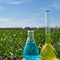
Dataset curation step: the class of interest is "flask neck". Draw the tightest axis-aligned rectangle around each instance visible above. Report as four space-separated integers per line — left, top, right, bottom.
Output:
45 34 51 44
45 10 51 44
27 30 34 41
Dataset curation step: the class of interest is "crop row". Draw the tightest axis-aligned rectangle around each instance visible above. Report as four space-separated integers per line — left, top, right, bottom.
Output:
0 28 60 60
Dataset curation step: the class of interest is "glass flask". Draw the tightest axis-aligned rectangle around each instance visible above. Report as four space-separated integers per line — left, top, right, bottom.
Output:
22 30 42 60
40 10 56 60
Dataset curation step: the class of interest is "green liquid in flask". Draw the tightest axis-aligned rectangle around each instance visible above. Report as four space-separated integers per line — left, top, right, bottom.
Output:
22 30 42 60
40 10 56 60
41 34 56 60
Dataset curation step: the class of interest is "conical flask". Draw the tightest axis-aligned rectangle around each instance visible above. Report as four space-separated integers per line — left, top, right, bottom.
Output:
40 10 56 60
22 30 42 60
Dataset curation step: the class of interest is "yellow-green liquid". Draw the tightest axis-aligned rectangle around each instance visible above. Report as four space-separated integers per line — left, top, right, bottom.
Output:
41 34 56 60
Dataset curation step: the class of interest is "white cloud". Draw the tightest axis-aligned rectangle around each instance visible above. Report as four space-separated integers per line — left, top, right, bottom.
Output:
0 0 33 5
52 1 60 10
0 0 4 2
0 6 4 9
7 1 26 5
0 18 11 23
0 18 31 28
53 3 60 8
0 17 45 28
7 0 33 5
8 20 44 28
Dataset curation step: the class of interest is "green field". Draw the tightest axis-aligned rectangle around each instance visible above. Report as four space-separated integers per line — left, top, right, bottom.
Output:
0 28 60 60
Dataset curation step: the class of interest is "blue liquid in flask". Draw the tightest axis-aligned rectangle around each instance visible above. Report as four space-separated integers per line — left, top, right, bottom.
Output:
22 30 42 60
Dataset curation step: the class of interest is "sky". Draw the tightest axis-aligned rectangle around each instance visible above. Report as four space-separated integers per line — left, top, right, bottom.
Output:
0 0 60 28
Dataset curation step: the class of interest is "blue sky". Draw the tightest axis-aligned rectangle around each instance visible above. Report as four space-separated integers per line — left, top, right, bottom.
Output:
0 0 60 28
